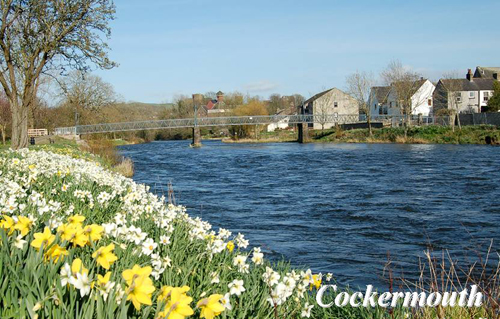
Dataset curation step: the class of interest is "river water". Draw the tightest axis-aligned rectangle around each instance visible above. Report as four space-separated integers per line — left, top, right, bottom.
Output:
119 140 500 289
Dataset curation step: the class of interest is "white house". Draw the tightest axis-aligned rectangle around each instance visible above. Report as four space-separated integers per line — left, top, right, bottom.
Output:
385 78 435 116
368 86 391 117
266 107 297 132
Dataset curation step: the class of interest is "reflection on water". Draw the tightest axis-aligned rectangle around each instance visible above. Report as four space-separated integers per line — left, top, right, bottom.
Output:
120 140 500 289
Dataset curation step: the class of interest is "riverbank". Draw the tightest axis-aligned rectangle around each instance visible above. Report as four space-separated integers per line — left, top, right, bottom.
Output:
222 125 500 145
1 145 497 318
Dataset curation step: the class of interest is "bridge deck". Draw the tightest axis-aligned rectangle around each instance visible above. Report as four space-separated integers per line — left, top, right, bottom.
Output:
54 114 429 135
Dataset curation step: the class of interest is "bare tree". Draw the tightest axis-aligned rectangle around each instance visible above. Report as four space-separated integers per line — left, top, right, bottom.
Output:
58 71 117 125
346 71 375 135
437 71 464 131
0 0 116 149
0 93 10 144
381 60 422 137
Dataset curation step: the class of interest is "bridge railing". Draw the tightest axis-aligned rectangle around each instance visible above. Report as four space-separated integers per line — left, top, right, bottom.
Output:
53 114 451 135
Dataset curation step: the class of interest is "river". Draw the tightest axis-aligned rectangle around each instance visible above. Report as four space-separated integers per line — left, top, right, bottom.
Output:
119 140 500 289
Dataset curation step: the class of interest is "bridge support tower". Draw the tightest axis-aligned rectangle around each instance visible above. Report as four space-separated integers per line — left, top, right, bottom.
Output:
298 123 310 143
191 94 203 148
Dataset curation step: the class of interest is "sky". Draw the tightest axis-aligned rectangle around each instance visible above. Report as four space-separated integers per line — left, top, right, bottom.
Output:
93 0 500 103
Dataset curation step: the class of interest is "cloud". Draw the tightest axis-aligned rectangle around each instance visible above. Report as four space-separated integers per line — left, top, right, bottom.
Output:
242 80 279 93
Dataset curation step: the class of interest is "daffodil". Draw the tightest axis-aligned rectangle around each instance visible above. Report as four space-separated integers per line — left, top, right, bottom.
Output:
310 274 322 290
226 241 235 252
158 285 190 302
197 294 225 319
31 227 55 250
44 244 69 263
0 215 15 235
125 272 155 310
67 215 85 227
159 286 194 319
97 272 112 286
83 224 104 242
13 234 27 249
14 216 32 237
57 223 78 241
71 258 89 276
92 243 118 269
71 227 88 247
122 264 152 285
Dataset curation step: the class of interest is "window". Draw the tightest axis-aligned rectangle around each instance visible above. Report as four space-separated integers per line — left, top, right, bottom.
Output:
469 91 475 98
484 92 489 102
334 102 338 107
427 99 432 106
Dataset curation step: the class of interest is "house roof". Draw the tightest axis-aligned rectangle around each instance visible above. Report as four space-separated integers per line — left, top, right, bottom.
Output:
274 106 297 116
474 67 500 79
303 88 334 105
389 79 429 97
439 78 495 91
371 86 391 104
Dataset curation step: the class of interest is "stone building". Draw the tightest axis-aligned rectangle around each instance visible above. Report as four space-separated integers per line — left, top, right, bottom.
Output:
301 87 358 130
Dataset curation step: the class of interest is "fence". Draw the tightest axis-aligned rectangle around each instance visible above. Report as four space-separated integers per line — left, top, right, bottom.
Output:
27 129 48 137
458 113 500 126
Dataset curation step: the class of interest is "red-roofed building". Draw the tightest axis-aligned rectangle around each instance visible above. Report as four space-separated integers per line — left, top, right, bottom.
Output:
202 91 226 114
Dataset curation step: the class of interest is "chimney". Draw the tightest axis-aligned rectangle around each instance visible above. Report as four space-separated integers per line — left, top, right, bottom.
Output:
466 69 473 82
420 77 424 81
494 73 498 80
216 91 224 103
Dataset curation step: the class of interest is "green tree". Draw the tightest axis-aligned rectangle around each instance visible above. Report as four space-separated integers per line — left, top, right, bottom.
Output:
484 81 500 112
0 0 116 149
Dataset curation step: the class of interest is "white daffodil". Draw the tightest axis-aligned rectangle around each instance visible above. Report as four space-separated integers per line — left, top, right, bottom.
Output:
228 279 245 296
301 302 314 318
141 238 157 256
221 293 232 310
13 235 27 249
60 263 72 287
70 272 91 297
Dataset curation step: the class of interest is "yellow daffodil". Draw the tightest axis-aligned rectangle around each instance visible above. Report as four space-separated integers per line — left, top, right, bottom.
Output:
122 265 152 285
158 285 190 302
71 227 88 247
0 215 15 235
226 241 235 252
159 287 194 319
92 244 118 270
71 258 89 276
44 244 69 263
310 274 322 290
126 274 155 310
83 224 104 242
14 216 32 237
67 215 85 227
30 227 55 250
57 223 78 241
197 294 225 319
98 272 112 286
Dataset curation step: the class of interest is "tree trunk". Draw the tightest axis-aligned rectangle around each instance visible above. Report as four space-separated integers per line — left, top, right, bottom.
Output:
367 115 372 136
0 125 5 145
456 112 462 131
11 102 29 149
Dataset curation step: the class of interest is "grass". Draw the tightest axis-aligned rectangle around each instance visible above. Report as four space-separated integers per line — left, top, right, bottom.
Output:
312 125 500 145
